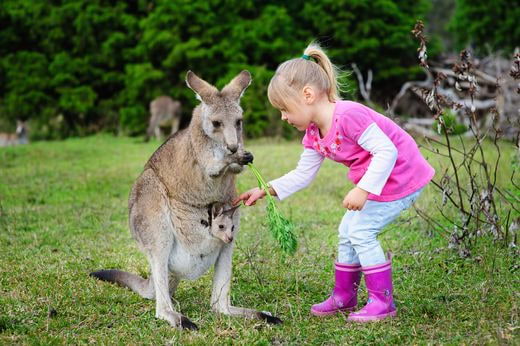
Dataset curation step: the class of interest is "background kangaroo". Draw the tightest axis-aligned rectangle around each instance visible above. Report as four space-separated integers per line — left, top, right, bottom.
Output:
145 96 182 142
91 71 281 330
0 120 28 147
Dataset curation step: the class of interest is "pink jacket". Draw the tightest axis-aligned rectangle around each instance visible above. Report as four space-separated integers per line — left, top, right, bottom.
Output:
302 101 435 201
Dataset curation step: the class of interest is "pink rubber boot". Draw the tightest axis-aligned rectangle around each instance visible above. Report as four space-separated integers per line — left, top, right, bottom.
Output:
347 259 397 322
310 262 361 316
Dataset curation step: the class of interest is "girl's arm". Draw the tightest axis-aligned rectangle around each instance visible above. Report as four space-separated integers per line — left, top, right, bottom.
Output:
234 148 324 206
269 148 324 200
356 123 398 195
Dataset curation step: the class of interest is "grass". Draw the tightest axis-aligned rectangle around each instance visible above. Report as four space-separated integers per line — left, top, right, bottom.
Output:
0 134 518 345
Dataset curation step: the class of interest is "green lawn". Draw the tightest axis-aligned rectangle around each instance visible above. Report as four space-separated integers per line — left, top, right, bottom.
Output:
0 135 518 344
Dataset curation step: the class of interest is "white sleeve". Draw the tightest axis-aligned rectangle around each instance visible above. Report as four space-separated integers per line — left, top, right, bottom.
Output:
268 148 324 201
356 123 398 195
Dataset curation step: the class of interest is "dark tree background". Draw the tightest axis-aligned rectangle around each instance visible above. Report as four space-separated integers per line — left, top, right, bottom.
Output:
449 0 520 55
0 0 517 139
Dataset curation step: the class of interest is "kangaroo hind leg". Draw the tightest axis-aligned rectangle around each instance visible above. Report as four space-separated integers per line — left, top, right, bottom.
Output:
130 169 197 330
148 244 197 330
211 244 282 325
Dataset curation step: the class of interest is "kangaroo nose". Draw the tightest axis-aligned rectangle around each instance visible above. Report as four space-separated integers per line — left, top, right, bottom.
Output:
228 144 238 153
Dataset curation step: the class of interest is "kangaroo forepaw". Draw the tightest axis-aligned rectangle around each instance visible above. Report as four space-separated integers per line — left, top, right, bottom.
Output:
258 311 283 325
238 151 254 165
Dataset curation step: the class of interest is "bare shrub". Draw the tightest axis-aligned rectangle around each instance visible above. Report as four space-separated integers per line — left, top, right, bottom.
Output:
410 21 519 256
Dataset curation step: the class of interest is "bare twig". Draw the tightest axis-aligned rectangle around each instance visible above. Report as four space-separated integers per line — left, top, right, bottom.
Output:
351 63 373 103
410 21 519 253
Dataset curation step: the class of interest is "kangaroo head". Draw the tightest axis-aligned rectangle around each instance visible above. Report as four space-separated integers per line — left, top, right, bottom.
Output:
186 71 251 154
210 204 240 243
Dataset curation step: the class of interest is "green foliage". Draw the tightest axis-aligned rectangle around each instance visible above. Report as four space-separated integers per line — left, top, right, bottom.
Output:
248 163 297 254
449 0 520 55
1 51 51 121
300 0 436 100
434 110 468 135
1 0 435 138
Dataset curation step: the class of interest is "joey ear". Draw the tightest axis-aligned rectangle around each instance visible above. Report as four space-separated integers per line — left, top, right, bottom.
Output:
221 70 252 100
186 71 218 102
223 205 240 217
212 203 223 218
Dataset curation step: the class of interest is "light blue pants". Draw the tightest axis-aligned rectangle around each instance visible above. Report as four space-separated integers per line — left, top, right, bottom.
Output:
338 188 423 267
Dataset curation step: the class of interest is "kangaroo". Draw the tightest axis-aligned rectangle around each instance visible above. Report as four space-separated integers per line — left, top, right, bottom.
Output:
145 96 182 142
0 120 28 147
208 203 240 244
90 71 282 330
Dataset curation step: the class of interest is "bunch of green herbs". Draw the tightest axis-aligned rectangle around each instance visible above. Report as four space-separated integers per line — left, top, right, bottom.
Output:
247 163 297 254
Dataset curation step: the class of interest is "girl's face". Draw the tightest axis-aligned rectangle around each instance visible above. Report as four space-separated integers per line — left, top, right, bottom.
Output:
279 99 312 131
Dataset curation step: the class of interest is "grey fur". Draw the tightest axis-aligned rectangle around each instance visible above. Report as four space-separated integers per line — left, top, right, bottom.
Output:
0 120 28 147
145 96 182 142
91 71 282 329
209 203 240 243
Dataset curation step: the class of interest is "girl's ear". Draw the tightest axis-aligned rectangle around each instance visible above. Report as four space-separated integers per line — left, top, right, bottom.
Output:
302 85 315 104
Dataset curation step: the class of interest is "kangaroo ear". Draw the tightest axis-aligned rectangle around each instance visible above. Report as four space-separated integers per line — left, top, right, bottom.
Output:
223 205 240 217
221 70 252 100
212 203 223 218
186 71 218 102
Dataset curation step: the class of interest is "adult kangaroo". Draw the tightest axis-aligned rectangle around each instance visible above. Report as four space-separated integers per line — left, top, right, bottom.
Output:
91 71 282 330
145 96 182 142
0 120 28 147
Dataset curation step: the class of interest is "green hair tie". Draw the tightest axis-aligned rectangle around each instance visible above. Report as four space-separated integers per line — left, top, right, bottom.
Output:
302 54 311 60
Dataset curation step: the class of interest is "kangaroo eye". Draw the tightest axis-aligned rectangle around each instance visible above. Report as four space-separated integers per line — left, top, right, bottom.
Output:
219 224 224 229
212 121 222 128
236 119 242 127
231 225 235 232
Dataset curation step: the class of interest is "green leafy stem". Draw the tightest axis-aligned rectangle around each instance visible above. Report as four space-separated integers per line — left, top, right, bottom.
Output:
247 163 297 254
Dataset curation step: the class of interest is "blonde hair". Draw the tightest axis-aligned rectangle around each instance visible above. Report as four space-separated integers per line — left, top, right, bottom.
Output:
268 42 344 110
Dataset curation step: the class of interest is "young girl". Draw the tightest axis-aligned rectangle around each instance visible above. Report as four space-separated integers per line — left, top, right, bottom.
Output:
234 43 435 322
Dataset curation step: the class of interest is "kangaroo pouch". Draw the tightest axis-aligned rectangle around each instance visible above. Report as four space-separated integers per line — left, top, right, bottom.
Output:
168 237 222 280
165 205 228 280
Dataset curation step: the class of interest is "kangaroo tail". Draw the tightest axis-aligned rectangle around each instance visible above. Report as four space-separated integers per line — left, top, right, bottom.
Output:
90 269 155 300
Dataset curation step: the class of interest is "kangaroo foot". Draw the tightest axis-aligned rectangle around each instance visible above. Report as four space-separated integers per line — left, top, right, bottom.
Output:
157 310 198 331
257 311 283 325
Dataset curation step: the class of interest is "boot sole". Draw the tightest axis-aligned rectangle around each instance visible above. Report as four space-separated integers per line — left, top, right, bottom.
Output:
347 310 397 322
310 306 356 317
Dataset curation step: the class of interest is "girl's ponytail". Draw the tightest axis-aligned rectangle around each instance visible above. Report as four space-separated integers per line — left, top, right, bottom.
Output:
303 43 341 102
268 41 346 110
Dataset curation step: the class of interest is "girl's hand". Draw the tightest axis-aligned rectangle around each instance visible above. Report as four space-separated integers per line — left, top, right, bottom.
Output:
233 187 266 206
342 187 369 211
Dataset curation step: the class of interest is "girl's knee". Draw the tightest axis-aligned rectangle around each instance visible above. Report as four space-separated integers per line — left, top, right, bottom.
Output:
347 228 379 248
338 233 352 246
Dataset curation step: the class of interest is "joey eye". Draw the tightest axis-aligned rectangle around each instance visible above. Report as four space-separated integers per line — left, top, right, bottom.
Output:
236 119 242 127
231 225 235 232
219 224 224 230
212 121 222 128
